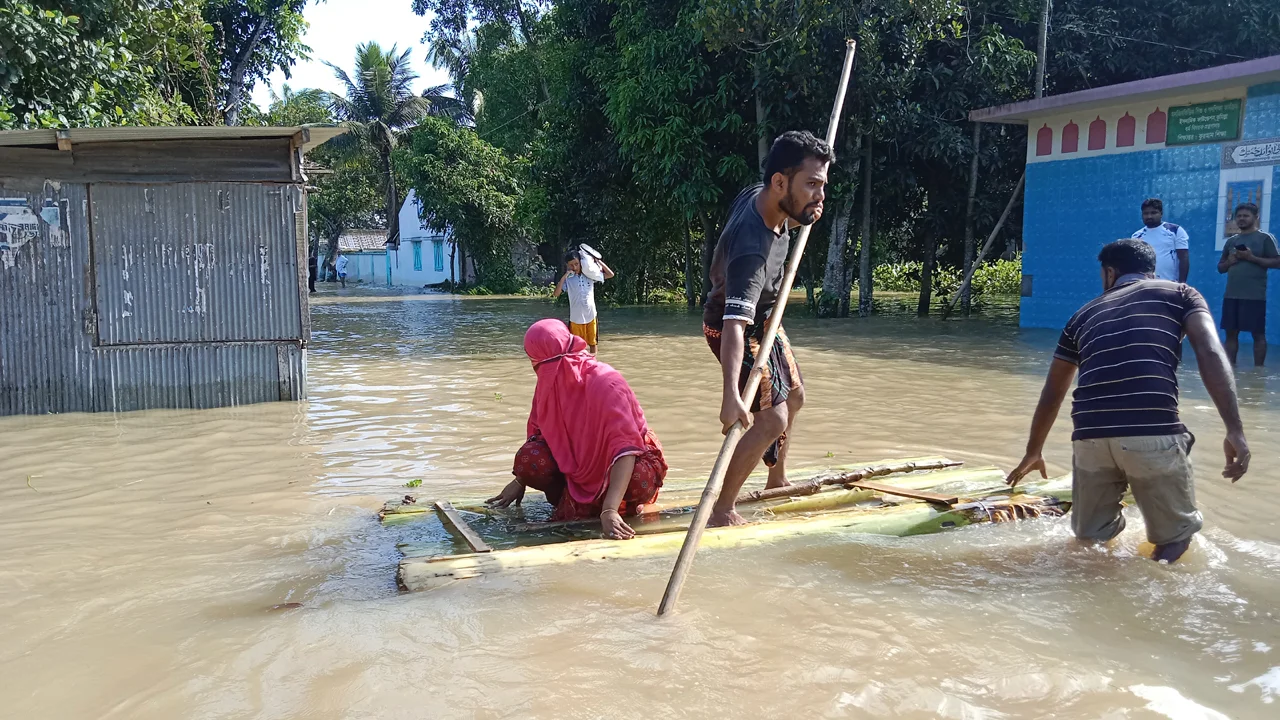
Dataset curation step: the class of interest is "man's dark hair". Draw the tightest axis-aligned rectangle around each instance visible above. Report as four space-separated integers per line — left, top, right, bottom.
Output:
762 130 834 184
1098 239 1156 276
564 250 579 263
1141 198 1163 212
1236 202 1260 217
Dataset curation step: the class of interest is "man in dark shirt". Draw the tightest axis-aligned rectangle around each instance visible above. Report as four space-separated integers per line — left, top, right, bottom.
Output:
703 130 833 526
1008 240 1249 562
1217 202 1280 367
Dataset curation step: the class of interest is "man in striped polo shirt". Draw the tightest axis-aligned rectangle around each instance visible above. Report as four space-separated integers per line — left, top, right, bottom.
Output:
1009 239 1250 563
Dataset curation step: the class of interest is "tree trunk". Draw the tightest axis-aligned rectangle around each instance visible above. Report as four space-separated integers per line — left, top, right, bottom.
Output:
820 198 853 318
382 142 401 249
804 251 816 313
449 241 457 286
684 221 695 307
917 226 936 317
1035 0 1051 99
223 14 272 126
857 136 874 317
512 1 552 104
754 61 768 171
699 212 718 306
457 242 468 288
962 123 981 316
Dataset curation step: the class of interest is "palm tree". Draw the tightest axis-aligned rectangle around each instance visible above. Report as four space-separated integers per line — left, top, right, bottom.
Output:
425 31 479 119
326 43 430 247
421 83 472 125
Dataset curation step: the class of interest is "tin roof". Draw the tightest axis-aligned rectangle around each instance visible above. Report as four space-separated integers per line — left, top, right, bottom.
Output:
337 229 390 252
971 55 1280 124
0 124 346 152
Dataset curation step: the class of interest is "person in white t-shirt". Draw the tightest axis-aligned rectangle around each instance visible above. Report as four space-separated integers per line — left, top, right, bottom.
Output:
1131 198 1190 283
552 249 614 354
335 253 349 288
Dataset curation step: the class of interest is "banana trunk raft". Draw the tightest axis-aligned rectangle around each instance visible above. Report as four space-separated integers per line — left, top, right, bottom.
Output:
383 456 1073 591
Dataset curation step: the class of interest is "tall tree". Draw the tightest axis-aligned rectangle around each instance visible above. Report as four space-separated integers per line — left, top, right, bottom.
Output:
205 0 310 125
397 116 524 289
413 0 552 104
0 0 215 128
327 42 431 248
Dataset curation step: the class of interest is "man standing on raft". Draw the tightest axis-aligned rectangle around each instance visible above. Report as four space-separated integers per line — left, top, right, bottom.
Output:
703 130 832 526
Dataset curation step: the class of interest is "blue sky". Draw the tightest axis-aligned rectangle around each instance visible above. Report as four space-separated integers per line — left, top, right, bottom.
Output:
252 0 452 109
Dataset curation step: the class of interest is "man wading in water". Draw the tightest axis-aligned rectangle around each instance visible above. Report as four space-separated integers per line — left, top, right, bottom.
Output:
1009 239 1250 563
703 130 831 527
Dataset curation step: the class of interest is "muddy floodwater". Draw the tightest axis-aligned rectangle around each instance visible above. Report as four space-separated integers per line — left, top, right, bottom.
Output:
3 289 1280 719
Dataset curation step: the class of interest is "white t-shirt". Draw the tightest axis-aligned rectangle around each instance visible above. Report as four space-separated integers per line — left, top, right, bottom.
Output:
1131 222 1189 281
564 272 598 324
335 256 349 275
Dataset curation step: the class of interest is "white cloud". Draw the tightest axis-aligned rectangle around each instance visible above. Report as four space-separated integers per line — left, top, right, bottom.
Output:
251 0 452 109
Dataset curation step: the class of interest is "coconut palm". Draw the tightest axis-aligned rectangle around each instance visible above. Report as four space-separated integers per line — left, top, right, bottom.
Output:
425 30 479 118
421 83 472 125
325 43 430 247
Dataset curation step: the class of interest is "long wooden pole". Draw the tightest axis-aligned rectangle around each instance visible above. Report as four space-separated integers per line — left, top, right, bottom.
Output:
944 171 1025 317
657 39 858 616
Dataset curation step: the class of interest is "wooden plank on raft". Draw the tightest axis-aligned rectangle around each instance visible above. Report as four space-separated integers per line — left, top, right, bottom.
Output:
435 501 493 553
846 480 957 506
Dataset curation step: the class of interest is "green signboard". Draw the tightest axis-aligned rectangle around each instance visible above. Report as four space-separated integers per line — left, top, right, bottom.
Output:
1167 99 1242 145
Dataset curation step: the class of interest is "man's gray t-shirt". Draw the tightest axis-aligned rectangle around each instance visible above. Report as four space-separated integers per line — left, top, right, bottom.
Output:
1221 230 1280 300
703 184 789 330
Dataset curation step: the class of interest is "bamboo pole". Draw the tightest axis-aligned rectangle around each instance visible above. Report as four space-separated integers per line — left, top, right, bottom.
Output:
658 40 858 616
961 123 981 316
399 476 1073 591
943 171 1025 318
736 457 960 504
766 467 1006 515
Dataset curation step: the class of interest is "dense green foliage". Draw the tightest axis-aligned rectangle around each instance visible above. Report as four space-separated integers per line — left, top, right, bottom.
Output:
0 0 215 127
6 0 1280 310
0 0 311 127
874 258 1021 297
397 116 525 291
397 0 1279 308
204 0 310 124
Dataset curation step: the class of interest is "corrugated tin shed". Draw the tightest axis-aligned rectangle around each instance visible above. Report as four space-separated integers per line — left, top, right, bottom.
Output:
0 124 343 415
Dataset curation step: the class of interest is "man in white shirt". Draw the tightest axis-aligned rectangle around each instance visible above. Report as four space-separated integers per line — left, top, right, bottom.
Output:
1131 198 1190 283
552 250 614 354
334 253 350 288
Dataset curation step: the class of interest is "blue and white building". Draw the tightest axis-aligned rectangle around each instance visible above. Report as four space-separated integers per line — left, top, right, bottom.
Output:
392 189 465 286
974 55 1280 335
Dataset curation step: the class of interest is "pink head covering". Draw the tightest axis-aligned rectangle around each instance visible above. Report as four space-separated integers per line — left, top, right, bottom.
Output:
523 319 650 503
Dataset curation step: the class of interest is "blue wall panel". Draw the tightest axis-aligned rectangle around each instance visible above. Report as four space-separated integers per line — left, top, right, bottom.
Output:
1022 82 1280 340
1244 82 1280 139
1022 145 1220 330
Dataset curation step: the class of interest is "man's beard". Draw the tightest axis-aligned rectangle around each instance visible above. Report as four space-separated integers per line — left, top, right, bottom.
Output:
780 192 821 226
1144 218 1161 227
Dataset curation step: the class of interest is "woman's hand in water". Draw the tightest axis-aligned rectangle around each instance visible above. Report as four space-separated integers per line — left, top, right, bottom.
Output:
600 508 635 539
486 480 526 508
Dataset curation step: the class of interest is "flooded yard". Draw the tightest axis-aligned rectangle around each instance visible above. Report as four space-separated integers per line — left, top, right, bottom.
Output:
2 289 1278 718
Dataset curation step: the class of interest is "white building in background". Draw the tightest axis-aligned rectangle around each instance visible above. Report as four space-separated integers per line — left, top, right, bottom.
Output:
389 189 467 286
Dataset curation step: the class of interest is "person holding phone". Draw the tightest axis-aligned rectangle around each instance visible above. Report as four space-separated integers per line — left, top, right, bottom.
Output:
1218 203 1280 366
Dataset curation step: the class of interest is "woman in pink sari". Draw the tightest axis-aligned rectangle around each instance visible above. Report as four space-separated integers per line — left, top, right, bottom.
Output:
487 320 667 539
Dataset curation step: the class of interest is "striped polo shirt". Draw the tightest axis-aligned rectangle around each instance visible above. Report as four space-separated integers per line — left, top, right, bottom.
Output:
1055 274 1210 441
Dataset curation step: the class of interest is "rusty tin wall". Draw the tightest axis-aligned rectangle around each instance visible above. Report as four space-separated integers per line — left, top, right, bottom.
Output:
90 182 303 344
0 180 307 416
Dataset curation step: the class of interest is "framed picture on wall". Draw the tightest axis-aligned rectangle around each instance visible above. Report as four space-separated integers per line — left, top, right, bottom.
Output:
1224 179 1266 237
1216 165 1274 249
